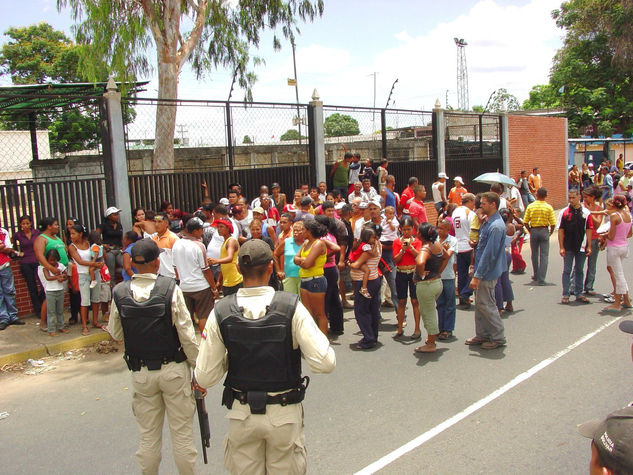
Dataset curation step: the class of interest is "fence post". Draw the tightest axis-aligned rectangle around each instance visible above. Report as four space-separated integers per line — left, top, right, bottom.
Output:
500 112 510 175
381 109 387 159
432 100 446 174
225 102 234 173
103 78 132 231
99 97 115 205
308 89 326 186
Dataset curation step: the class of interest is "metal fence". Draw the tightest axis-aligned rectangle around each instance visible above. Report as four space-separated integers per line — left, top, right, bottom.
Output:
0 177 107 234
445 112 501 160
0 95 105 182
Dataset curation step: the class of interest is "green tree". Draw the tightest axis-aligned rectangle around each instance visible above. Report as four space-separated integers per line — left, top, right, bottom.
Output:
524 1 633 136
0 23 103 154
482 88 520 112
242 135 253 144
280 129 306 141
59 0 324 170
324 113 360 137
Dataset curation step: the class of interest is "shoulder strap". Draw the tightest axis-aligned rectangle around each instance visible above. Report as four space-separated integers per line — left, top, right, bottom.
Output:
153 275 176 299
112 280 133 313
267 291 300 321
214 293 241 326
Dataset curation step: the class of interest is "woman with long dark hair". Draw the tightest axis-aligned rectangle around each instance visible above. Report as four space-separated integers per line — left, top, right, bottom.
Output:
12 215 44 319
315 215 343 335
294 219 328 334
414 223 447 353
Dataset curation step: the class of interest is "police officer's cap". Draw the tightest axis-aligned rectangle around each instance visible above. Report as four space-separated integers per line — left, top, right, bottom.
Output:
131 238 164 264
238 239 272 268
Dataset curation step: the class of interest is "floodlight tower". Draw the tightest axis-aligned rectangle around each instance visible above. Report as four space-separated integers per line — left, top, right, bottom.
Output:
454 38 469 111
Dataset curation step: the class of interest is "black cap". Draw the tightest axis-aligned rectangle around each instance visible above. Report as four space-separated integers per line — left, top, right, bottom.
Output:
578 406 633 473
238 239 272 268
131 238 164 264
619 321 633 334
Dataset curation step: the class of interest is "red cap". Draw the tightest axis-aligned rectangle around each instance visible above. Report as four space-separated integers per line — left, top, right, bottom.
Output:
211 219 234 234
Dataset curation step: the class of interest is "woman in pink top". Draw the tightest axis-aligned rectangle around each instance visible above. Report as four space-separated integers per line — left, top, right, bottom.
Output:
603 196 632 310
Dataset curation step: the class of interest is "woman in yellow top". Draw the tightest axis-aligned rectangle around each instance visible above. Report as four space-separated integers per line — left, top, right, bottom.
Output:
294 219 328 334
207 219 243 296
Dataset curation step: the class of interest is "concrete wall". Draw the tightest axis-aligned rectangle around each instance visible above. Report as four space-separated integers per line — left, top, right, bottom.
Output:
507 115 568 209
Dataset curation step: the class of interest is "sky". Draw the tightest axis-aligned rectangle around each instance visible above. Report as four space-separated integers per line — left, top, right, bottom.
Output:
0 0 566 112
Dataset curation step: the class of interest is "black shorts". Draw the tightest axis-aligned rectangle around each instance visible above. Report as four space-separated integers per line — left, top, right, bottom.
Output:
395 272 417 301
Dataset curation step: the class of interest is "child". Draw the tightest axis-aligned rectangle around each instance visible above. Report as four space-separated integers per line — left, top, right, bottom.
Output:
38 249 68 336
348 227 378 298
88 231 104 289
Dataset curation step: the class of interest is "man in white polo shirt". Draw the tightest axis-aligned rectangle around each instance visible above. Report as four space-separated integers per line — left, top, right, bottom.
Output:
173 218 218 331
452 193 476 308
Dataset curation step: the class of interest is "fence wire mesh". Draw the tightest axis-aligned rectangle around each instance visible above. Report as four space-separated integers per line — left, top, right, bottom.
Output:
384 109 433 161
322 106 382 163
0 96 104 181
445 112 501 159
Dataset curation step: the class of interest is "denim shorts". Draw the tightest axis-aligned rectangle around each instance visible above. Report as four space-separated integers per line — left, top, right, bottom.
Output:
300 275 327 293
395 271 417 301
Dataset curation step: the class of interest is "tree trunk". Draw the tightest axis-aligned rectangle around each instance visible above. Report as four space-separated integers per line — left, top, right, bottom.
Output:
153 59 178 170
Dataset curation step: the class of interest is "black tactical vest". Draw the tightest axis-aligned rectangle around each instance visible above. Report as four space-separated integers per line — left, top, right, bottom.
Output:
214 291 302 392
113 276 184 364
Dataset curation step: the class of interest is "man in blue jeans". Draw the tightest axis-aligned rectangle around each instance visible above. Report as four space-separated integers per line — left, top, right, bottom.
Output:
0 226 24 330
466 192 507 350
557 189 593 304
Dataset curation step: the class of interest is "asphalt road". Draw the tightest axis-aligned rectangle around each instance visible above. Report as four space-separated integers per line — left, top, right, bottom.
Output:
2 237 632 474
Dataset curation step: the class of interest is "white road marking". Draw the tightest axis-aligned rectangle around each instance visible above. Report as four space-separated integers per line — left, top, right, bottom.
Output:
354 318 622 474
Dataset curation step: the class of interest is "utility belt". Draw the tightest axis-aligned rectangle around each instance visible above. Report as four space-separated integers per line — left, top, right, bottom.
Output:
124 349 187 371
222 376 310 414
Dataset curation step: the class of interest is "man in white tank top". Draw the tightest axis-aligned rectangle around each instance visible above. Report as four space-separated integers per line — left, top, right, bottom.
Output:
453 193 476 307
432 172 448 213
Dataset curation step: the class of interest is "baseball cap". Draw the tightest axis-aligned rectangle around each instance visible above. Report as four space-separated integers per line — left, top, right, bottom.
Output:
438 172 449 179
186 217 204 232
454 176 464 185
131 238 164 264
252 206 265 215
238 239 272 268
219 198 230 205
358 202 368 209
578 406 633 473
368 199 381 208
105 206 122 217
619 321 633 334
211 218 234 234
334 202 346 210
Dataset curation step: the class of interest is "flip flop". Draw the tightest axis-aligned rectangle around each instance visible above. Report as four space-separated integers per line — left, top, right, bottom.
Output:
81 327 90 336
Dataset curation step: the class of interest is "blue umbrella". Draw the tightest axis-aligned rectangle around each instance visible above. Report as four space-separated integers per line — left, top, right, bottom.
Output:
474 172 516 187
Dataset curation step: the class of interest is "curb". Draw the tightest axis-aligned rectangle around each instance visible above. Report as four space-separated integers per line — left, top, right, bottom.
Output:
0 332 111 367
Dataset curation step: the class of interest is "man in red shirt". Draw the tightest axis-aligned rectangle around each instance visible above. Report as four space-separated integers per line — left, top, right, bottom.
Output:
400 176 418 213
408 185 428 233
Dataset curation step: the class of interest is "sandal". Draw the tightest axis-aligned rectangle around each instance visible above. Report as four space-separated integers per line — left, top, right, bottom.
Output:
393 331 404 339
410 332 422 341
604 305 623 312
81 327 89 336
360 288 372 299
92 323 104 329
438 331 452 340
575 295 591 304
561 297 570 304
414 342 437 353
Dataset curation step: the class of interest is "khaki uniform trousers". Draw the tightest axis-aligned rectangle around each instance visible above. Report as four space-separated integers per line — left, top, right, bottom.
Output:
131 361 197 475
224 401 306 475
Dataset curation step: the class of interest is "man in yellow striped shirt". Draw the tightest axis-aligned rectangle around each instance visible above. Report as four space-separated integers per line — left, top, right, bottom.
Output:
523 187 556 285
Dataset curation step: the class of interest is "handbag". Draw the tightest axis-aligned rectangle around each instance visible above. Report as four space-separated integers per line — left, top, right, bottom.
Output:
100 264 111 283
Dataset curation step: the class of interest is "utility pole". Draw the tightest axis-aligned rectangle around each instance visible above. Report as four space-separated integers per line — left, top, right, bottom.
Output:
290 38 303 144
454 38 469 111
445 89 449 108
368 72 378 133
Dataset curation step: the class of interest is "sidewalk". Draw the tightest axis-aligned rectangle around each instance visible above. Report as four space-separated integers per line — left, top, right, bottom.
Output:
0 312 111 366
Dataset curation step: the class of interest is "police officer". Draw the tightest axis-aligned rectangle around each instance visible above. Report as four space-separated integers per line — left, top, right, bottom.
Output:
108 238 199 475
195 239 336 474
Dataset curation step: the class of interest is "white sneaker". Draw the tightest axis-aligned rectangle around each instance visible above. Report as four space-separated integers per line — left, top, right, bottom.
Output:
89 280 98 289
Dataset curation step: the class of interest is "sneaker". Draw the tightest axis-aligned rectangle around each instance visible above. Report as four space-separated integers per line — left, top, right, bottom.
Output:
89 280 98 289
9 319 25 325
481 340 506 349
0 321 8 331
604 295 616 303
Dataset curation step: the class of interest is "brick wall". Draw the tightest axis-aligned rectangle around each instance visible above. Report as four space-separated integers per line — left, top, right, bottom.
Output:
507 115 567 209
11 260 69 318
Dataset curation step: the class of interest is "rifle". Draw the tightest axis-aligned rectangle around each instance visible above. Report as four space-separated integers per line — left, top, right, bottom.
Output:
193 379 210 464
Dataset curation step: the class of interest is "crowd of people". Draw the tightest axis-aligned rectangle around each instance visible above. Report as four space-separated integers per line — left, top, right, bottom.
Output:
0 153 630 353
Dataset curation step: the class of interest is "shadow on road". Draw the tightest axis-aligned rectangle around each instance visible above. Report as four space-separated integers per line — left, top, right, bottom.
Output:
414 347 449 365
468 347 507 360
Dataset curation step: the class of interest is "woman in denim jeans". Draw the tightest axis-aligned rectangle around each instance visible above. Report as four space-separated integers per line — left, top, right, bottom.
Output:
315 215 343 335
294 220 328 334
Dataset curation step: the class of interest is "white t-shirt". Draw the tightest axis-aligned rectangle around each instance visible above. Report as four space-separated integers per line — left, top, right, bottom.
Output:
173 237 210 292
452 205 473 253
353 218 371 241
380 216 399 241
38 262 66 292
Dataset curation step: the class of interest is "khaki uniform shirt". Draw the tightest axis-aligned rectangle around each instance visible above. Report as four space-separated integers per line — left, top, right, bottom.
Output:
108 273 199 367
195 286 336 390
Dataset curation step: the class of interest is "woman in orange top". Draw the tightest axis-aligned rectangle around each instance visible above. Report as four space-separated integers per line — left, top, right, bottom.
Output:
448 177 468 205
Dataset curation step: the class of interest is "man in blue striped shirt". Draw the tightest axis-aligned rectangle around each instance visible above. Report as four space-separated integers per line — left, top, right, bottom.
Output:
466 192 507 350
